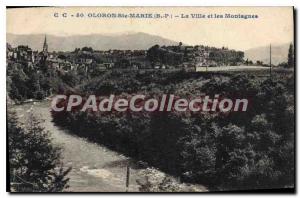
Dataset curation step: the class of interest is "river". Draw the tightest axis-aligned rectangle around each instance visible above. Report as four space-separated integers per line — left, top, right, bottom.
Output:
11 101 207 192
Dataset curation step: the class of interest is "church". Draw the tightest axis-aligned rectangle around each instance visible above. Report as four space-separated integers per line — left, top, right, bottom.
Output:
38 35 48 62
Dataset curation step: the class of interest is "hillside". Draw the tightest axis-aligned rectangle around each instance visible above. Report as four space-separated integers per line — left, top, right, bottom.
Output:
7 32 179 51
244 43 292 65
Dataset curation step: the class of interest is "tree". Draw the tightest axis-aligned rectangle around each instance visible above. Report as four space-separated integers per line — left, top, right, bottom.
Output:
61 70 80 87
287 43 294 68
82 47 93 52
8 110 71 192
51 71 295 191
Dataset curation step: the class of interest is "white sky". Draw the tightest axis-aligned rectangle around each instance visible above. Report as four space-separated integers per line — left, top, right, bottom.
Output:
7 7 294 50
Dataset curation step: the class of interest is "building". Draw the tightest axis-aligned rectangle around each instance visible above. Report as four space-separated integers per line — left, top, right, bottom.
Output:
42 35 48 55
39 35 48 62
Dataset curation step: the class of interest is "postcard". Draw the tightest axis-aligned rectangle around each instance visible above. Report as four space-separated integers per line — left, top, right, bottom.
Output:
6 6 295 192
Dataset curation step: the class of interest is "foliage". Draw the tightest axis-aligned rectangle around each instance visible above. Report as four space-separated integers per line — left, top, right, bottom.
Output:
8 111 71 192
137 168 204 192
6 61 83 102
52 71 294 191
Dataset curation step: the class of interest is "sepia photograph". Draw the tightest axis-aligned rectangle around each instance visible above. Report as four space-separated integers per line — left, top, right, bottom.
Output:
6 6 295 192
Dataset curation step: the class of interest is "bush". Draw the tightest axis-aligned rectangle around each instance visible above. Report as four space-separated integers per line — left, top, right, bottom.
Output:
52 72 294 191
8 110 71 192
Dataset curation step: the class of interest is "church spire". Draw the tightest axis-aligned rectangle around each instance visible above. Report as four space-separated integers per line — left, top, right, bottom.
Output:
43 35 48 53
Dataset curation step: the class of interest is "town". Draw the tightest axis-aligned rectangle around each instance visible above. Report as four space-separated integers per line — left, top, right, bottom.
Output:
6 36 247 76
7 7 295 193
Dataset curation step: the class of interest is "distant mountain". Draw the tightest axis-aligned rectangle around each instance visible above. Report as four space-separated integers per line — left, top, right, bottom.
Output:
6 32 179 52
244 43 292 65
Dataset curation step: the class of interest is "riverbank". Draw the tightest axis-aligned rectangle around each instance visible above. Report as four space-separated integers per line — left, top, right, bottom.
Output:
11 101 207 192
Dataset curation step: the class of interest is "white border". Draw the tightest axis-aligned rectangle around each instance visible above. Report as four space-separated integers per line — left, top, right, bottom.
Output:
1 0 298 197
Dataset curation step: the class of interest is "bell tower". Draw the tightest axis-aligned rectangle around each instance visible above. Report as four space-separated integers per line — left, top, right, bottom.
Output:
43 35 48 54
40 35 48 63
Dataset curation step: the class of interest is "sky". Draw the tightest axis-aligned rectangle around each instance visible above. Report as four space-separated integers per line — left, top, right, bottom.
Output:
7 7 294 50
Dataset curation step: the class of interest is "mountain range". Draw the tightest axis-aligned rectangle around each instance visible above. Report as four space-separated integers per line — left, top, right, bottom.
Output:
244 43 291 65
6 32 178 52
7 32 291 65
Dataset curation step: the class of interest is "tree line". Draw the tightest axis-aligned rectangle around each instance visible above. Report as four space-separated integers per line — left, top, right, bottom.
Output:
52 70 294 191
